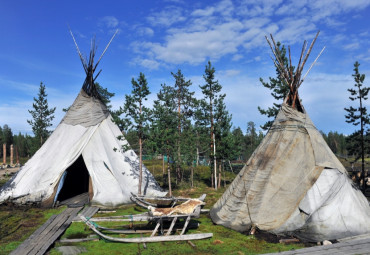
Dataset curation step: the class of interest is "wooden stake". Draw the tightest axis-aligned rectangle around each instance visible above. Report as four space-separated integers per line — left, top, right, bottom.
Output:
10 144 13 166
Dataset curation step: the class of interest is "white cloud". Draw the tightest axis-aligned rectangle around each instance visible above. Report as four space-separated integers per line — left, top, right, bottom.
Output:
137 27 154 37
343 42 360 50
100 16 119 28
192 6 215 17
147 7 186 27
133 57 161 70
232 54 243 61
219 69 241 77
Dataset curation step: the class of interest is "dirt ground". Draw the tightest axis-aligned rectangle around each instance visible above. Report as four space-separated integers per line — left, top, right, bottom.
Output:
0 167 20 180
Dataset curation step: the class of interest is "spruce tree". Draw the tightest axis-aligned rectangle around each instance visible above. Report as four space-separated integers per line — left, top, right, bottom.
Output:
27 82 56 148
122 73 151 195
258 42 290 131
344 61 370 190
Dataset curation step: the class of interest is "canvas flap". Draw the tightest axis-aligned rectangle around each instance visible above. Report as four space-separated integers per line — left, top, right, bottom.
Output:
62 89 109 127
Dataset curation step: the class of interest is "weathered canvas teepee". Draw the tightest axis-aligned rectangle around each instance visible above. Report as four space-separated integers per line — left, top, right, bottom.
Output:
0 32 166 207
210 32 370 241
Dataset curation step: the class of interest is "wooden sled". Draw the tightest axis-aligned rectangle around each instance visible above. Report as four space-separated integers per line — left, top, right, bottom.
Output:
80 195 213 243
130 192 206 209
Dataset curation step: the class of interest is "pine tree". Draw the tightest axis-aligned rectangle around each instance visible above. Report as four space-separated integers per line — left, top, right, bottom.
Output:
27 82 56 148
122 73 151 195
344 61 370 190
258 42 290 131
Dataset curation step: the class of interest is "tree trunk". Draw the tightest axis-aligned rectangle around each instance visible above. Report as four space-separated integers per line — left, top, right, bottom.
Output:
228 160 234 173
217 163 221 188
218 172 221 189
191 166 194 188
196 131 199 166
211 173 214 188
167 160 172 197
138 137 143 196
3 144 6 165
162 155 165 174
223 164 226 188
213 133 217 190
359 86 365 191
177 87 182 183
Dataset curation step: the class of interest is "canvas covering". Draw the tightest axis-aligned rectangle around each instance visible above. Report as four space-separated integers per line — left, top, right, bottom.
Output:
0 90 166 207
210 103 370 241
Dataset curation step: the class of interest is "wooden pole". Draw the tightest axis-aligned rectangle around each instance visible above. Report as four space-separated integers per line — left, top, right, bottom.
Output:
10 144 14 166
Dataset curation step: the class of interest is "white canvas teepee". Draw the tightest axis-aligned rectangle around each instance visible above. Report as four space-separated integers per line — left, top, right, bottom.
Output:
210 32 370 242
0 33 166 208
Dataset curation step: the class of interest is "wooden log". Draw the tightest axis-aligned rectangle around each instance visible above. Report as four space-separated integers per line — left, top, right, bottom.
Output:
187 240 196 248
279 238 300 244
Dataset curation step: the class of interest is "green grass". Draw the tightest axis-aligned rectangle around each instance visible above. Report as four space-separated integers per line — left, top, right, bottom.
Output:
48 208 303 255
0 160 306 255
46 187 304 255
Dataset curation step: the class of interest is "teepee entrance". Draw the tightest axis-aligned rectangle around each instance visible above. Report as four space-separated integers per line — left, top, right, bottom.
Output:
56 155 91 203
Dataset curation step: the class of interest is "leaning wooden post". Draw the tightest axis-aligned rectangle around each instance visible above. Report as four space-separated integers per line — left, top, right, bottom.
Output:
3 144 6 165
10 144 14 166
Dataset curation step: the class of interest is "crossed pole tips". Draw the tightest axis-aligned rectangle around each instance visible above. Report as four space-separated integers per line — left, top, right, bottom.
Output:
68 26 118 99
265 31 325 111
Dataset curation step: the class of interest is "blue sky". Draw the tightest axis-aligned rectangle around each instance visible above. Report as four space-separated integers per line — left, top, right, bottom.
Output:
1 0 370 135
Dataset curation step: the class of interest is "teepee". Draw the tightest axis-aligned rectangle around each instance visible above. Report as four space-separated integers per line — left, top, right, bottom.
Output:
0 32 166 208
210 31 370 242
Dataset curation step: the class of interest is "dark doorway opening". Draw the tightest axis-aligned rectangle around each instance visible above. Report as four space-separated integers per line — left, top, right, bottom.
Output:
56 155 90 202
